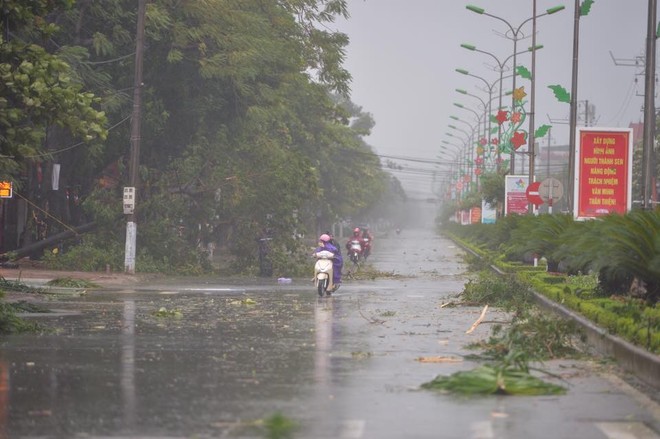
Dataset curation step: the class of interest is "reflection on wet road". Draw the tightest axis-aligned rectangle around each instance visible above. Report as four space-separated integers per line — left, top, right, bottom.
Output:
1 227 659 438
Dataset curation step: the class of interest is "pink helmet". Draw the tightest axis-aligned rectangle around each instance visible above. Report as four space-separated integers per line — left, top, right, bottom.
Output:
319 234 331 242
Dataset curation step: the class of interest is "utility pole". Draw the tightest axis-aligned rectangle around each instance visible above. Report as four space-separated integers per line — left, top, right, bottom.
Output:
642 0 657 210
124 0 146 274
546 127 552 180
527 0 538 214
567 0 580 215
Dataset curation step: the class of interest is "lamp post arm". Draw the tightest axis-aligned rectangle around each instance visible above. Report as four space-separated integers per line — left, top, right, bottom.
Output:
515 6 564 35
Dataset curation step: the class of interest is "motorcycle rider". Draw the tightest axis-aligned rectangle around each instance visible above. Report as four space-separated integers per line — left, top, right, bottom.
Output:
361 226 374 259
314 234 343 291
345 227 366 257
324 230 342 258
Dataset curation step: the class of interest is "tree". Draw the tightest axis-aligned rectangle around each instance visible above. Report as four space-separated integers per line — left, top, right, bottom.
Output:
0 0 107 180
479 171 506 208
31 0 389 274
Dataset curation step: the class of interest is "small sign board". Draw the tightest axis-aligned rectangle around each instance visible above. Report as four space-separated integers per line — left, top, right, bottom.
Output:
539 177 563 204
0 181 12 198
123 187 136 214
505 175 530 215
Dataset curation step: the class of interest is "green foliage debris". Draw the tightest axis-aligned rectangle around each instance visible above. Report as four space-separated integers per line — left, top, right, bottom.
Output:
46 277 99 288
422 352 566 396
153 307 183 318
262 412 298 439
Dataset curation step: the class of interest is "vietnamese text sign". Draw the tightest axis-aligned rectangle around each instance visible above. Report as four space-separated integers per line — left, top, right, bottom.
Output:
575 128 632 219
0 181 12 198
505 175 530 215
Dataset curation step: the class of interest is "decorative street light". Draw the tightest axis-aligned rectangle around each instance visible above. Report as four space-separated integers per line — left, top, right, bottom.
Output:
455 69 497 143
455 68 516 167
452 102 485 163
466 3 565 175
449 115 476 132
440 142 468 197
448 123 474 140
455 88 488 137
438 146 464 200
452 102 483 129
459 44 543 169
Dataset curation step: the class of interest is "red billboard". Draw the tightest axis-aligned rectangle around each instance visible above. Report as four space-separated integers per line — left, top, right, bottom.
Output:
575 128 632 220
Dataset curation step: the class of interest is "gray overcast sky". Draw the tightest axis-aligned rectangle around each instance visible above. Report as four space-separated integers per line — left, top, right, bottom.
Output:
334 1 651 198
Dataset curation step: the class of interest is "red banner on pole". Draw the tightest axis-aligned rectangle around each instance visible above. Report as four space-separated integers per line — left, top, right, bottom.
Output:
575 128 632 219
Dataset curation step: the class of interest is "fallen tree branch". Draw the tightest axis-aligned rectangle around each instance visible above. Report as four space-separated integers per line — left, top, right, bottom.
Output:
357 299 385 324
466 305 489 334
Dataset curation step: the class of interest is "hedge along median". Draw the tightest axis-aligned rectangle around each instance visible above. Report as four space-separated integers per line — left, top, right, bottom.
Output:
520 271 660 355
443 225 660 390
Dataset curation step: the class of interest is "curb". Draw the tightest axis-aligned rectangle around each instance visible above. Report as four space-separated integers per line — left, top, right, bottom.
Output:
456 239 660 392
532 291 660 391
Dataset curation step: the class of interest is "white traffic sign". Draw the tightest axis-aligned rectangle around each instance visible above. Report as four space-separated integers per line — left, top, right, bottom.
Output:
539 178 564 207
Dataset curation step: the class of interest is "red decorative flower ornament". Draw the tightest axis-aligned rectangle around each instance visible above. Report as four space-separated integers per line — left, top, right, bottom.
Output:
512 131 527 150
496 110 508 125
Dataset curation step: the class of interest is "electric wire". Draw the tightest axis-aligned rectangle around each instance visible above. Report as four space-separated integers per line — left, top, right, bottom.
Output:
23 114 132 159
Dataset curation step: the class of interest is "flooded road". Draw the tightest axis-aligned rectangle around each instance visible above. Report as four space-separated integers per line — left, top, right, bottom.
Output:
1 226 660 438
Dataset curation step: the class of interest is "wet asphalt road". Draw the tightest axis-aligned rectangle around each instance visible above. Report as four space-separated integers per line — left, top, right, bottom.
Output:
2 223 660 438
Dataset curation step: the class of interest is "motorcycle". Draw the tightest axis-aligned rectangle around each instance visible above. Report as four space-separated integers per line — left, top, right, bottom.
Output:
362 237 371 260
313 249 335 297
348 239 363 267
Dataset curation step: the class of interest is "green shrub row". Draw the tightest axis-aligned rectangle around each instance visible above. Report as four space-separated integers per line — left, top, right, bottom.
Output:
523 271 660 354
446 230 660 355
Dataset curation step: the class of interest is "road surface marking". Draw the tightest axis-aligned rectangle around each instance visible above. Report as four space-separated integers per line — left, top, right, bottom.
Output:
340 419 366 438
471 420 494 438
595 421 659 439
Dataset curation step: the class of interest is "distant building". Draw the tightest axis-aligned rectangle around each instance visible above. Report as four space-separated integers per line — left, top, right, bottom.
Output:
629 121 643 146
537 143 569 180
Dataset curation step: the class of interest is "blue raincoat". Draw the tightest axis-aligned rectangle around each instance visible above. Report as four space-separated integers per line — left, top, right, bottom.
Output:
314 241 343 285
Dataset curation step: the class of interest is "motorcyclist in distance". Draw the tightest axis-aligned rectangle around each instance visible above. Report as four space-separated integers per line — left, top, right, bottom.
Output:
345 227 365 254
361 226 374 259
315 233 343 291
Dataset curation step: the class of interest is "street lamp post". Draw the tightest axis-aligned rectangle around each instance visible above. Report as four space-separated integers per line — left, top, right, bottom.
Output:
451 93 510 173
455 69 495 147
642 0 657 209
567 0 580 213
440 142 466 199
528 1 539 213
455 88 489 141
466 4 565 174
449 115 477 133
460 44 542 171
447 124 480 191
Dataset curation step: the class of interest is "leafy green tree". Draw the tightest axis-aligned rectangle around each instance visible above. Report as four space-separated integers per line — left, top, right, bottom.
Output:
479 172 505 206
42 0 389 274
0 0 107 180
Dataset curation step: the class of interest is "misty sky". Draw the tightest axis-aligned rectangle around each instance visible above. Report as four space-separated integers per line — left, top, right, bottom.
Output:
334 1 651 198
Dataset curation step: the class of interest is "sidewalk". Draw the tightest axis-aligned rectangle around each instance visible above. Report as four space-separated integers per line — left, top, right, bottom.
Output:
0 264 159 288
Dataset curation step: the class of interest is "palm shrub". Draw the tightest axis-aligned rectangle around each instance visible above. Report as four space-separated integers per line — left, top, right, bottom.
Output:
504 214 575 270
553 218 599 275
589 210 660 303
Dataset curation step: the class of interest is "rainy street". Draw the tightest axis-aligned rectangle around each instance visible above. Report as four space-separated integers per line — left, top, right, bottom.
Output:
1 219 660 439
